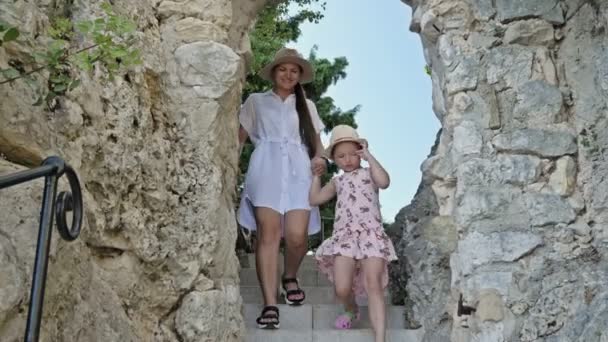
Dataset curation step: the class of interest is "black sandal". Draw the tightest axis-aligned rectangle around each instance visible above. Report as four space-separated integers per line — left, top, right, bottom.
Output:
281 277 306 306
256 305 279 329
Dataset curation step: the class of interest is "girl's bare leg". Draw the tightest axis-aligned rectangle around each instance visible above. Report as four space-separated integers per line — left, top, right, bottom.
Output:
362 257 387 342
333 256 357 312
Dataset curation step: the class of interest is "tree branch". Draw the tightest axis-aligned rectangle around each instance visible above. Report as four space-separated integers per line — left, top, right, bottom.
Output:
0 43 99 85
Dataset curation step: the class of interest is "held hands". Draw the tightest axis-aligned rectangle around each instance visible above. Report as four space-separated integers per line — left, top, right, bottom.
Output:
311 156 327 177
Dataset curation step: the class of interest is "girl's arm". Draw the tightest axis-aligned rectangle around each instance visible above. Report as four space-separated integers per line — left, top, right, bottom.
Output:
367 154 390 189
357 140 390 189
309 175 336 206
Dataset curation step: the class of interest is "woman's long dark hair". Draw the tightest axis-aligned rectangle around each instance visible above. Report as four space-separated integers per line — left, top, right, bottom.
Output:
294 83 317 159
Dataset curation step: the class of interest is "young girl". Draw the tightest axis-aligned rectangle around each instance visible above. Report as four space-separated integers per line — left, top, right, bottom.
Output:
309 125 397 342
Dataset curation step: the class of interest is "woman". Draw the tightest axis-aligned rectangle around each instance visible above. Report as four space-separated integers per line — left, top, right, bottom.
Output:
237 47 327 329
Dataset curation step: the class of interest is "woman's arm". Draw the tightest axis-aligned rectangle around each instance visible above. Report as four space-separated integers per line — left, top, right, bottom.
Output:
309 175 336 206
313 133 323 157
238 125 248 157
311 133 328 175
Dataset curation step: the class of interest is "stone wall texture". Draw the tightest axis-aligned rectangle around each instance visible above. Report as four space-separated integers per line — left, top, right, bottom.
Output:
391 0 608 341
0 0 267 341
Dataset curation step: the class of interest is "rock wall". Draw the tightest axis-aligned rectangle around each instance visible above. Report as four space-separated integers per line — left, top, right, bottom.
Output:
0 0 266 341
393 0 608 341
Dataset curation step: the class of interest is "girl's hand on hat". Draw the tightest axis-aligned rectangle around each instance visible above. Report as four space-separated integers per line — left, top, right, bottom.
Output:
356 139 371 161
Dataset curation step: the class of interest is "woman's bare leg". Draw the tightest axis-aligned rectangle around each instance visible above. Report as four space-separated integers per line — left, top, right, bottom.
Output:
282 209 310 299
254 207 282 306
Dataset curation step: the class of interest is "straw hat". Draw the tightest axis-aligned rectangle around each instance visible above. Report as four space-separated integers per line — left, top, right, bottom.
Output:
325 125 365 159
259 48 314 84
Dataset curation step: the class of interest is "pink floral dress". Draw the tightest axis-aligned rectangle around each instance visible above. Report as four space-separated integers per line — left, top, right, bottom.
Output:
315 167 397 298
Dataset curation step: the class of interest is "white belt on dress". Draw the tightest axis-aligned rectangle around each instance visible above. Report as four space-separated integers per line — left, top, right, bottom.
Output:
256 138 306 177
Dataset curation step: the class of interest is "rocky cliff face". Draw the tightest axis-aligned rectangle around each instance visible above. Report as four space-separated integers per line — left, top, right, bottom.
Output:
0 0 266 341
392 0 608 341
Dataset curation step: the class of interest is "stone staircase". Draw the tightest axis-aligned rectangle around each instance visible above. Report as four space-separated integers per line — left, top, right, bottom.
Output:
239 253 423 342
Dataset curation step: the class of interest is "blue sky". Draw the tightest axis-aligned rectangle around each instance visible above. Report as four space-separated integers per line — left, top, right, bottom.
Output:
289 0 441 222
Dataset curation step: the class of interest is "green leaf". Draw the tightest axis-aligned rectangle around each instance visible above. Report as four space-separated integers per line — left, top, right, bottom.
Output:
3 27 19 42
32 95 45 106
45 91 57 102
53 83 68 93
33 52 49 64
50 74 69 84
76 21 93 34
23 75 40 91
101 2 113 14
122 20 137 33
0 67 20 80
92 18 106 32
68 79 81 91
109 47 128 58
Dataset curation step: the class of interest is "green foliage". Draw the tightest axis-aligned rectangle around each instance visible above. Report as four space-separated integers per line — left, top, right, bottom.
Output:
581 126 604 158
238 0 360 249
0 26 20 45
243 0 326 100
0 2 141 108
424 65 431 76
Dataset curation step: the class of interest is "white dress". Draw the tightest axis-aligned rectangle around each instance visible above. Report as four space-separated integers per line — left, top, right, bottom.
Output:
238 90 325 235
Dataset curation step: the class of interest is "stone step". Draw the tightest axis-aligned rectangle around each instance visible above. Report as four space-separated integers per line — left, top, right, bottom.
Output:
243 304 406 330
239 268 332 287
241 285 390 305
241 285 336 304
245 328 422 342
312 329 423 342
311 304 406 330
244 304 313 330
246 330 311 342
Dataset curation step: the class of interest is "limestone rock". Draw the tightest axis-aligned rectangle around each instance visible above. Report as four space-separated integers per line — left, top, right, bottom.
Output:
523 193 576 226
446 55 479 94
513 81 563 127
492 128 577 157
486 46 534 91
456 155 542 192
548 156 577 196
495 0 564 24
174 41 241 99
477 290 505 322
0 0 259 340
399 0 608 340
504 19 555 46
175 288 244 342
452 231 543 277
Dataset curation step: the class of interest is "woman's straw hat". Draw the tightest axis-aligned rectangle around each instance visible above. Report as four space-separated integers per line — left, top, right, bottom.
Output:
259 48 314 84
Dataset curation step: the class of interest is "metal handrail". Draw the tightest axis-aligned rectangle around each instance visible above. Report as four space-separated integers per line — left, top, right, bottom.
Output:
0 156 83 342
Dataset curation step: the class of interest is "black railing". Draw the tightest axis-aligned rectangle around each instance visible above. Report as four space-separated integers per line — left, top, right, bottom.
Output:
0 156 83 342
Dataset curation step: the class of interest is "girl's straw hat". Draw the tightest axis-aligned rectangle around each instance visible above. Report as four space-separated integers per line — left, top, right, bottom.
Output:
325 125 365 159
259 48 314 84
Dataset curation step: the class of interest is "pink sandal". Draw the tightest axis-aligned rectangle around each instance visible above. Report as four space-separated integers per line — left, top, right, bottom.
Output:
334 308 360 329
